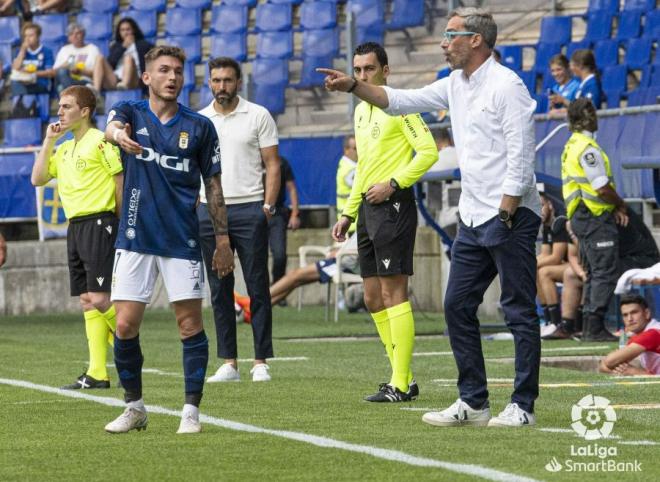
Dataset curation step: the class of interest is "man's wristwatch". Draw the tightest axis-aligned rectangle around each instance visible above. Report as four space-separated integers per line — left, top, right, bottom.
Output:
263 203 276 215
498 208 512 223
389 178 400 191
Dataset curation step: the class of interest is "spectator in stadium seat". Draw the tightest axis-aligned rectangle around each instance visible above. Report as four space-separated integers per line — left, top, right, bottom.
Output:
199 57 280 384
102 18 153 92
0 0 17 16
536 193 569 336
570 49 602 110
31 85 123 391
547 54 579 118
320 7 542 426
599 294 660 375
268 156 301 291
53 23 103 94
335 135 358 232
19 0 68 19
10 22 54 96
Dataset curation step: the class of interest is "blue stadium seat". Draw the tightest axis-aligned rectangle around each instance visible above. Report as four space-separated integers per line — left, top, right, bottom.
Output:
594 39 619 68
650 66 660 87
601 65 627 107
498 45 522 71
94 41 109 58
542 72 555 91
210 5 249 34
130 0 167 12
253 82 286 114
165 7 202 36
0 43 12 74
624 37 652 69
586 0 619 15
627 86 660 106
95 114 107 131
210 33 247 62
517 70 537 94
269 0 303 5
165 35 201 63
566 40 592 59
615 11 642 40
622 0 656 13
437 66 450 79
33 14 68 44
176 0 212 8
351 0 386 45
532 93 548 114
183 61 195 88
356 25 385 45
300 1 338 30
296 54 334 88
77 12 113 41
122 10 158 39
386 0 425 30
222 0 257 7
252 58 289 85
584 12 613 43
0 153 37 219
539 16 572 45
255 3 293 32
533 42 562 74
256 31 294 59
644 10 660 40
104 89 143 113
82 0 119 13
3 118 42 147
0 17 21 45
302 28 339 57
196 85 212 110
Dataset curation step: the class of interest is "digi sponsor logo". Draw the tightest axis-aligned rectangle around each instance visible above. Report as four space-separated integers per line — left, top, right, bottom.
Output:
136 147 191 173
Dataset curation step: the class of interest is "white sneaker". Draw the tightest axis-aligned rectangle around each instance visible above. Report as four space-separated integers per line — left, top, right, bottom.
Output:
207 363 240 382
422 399 491 427
177 404 202 434
541 323 557 338
488 403 536 427
250 363 271 382
105 403 148 433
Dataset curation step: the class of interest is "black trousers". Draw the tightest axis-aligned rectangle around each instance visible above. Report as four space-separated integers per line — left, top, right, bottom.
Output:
197 202 273 360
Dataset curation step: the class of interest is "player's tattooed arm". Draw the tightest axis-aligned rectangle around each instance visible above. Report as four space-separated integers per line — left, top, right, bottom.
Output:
204 173 234 276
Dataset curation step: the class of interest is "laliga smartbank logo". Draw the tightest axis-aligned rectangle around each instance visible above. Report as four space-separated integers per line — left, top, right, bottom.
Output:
544 395 642 474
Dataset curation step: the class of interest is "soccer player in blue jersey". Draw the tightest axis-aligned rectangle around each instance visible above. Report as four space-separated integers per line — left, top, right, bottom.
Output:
103 46 234 434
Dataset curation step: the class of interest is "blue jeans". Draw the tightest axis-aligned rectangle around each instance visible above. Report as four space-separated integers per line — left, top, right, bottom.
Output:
444 207 541 413
197 202 273 360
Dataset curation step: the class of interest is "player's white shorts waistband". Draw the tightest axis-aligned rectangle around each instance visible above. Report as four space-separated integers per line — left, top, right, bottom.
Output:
111 249 205 303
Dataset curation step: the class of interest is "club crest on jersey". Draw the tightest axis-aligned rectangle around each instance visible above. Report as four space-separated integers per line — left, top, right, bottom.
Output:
179 131 189 149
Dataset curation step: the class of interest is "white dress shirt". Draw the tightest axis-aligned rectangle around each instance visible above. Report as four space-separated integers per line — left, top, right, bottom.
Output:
384 56 541 227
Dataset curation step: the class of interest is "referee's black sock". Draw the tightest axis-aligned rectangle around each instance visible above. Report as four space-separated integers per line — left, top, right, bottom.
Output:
547 304 561 326
541 305 550 324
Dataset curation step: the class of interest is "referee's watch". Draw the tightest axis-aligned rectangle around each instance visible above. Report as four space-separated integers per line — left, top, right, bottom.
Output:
263 203 276 215
389 178 400 191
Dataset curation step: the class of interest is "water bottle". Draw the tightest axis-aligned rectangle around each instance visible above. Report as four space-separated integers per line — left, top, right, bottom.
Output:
618 328 628 349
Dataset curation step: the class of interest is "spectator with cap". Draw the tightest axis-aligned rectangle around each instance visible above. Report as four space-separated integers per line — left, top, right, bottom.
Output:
53 23 103 94
10 22 54 96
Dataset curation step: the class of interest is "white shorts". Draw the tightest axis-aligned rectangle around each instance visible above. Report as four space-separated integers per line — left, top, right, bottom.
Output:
111 249 205 303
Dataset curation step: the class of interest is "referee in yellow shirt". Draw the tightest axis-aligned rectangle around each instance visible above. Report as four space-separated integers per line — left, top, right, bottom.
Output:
31 85 124 389
332 42 438 402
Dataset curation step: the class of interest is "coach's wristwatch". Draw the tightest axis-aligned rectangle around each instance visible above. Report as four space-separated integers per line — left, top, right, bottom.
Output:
263 203 277 215
498 208 513 228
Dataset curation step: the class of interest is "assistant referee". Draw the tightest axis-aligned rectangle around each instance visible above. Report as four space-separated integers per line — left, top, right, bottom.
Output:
32 85 123 389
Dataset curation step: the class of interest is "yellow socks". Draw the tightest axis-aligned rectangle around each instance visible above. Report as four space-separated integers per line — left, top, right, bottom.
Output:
101 305 117 347
372 309 394 369
387 301 415 393
84 309 111 381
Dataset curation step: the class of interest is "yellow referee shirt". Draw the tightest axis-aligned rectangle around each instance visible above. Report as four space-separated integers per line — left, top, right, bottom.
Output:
47 128 123 219
342 101 438 220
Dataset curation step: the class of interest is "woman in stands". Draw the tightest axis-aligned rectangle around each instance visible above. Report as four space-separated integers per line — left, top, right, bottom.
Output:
97 17 153 91
570 49 602 110
547 54 579 118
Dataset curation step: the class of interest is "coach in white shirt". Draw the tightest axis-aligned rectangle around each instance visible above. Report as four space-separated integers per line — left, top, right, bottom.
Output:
319 7 541 427
198 57 281 383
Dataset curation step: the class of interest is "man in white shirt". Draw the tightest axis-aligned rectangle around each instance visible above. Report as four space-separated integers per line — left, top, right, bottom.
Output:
53 23 102 94
198 57 281 383
319 7 541 427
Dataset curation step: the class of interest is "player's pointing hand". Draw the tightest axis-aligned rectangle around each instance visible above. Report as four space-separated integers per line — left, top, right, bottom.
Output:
113 123 142 155
316 68 355 93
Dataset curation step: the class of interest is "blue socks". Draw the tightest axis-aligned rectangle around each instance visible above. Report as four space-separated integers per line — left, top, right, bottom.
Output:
182 330 208 407
114 334 143 403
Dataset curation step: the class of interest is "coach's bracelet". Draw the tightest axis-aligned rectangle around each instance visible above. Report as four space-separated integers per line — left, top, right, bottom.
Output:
347 79 358 93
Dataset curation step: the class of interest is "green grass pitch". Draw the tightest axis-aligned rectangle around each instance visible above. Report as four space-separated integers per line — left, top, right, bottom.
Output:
1 307 658 481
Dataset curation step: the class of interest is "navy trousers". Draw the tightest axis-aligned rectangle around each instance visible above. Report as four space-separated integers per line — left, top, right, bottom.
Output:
268 210 288 284
444 207 541 413
197 202 273 360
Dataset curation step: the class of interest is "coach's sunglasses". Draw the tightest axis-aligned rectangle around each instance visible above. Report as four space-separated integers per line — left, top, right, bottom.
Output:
441 31 478 42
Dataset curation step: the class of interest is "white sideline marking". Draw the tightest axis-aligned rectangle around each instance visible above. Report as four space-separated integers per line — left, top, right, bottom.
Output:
540 345 610 352
432 378 514 383
612 403 660 410
413 351 454 357
0 378 538 482
237 357 309 362
142 368 182 377
618 440 659 446
400 407 435 412
537 428 621 439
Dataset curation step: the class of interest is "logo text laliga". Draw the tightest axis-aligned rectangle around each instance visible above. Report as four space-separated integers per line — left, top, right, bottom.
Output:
137 147 191 172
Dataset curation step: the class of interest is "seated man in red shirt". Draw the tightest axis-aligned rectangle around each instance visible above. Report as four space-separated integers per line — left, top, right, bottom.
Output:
599 294 660 375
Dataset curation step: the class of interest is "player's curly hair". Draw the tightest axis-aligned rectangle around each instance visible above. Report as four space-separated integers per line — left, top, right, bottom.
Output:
144 46 186 67
567 97 598 133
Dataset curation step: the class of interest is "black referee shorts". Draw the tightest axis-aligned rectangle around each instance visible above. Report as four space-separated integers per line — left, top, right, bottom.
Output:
67 211 118 296
357 187 417 278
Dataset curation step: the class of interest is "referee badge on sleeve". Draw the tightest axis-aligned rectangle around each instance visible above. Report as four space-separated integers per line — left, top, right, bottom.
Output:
179 132 189 149
584 152 597 167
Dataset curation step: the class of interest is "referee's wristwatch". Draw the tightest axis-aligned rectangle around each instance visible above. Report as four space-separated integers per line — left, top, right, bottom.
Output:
389 178 400 191
263 203 277 215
